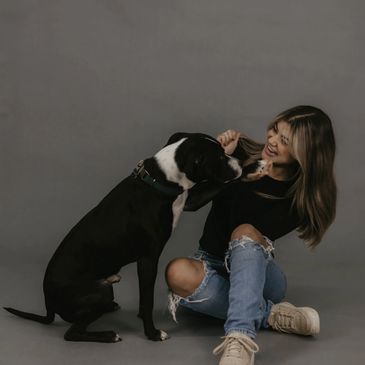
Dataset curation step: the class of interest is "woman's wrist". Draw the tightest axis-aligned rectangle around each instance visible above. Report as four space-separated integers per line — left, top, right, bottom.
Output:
216 130 241 155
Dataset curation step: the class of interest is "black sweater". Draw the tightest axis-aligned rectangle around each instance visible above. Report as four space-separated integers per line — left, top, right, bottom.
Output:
184 148 300 259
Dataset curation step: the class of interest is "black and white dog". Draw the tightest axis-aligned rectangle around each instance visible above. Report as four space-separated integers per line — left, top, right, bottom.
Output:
4 132 242 343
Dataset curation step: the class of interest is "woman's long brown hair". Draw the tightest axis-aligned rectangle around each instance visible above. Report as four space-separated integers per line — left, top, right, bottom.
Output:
237 105 337 249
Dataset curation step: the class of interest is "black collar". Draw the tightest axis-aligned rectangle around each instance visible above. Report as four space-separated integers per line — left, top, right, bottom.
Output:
132 160 184 197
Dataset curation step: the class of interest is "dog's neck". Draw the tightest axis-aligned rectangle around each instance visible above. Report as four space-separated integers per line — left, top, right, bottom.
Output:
151 138 195 191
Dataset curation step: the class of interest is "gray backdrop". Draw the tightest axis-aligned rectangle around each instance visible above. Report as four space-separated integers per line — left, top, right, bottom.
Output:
1 1 364 364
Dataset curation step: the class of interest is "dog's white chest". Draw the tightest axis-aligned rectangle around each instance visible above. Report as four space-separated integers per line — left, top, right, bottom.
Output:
172 191 188 229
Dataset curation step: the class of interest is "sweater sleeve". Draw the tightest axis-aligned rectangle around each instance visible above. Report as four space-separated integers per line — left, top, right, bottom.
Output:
183 182 224 212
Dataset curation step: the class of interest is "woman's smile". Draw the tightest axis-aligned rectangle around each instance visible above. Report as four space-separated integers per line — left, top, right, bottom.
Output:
263 144 277 157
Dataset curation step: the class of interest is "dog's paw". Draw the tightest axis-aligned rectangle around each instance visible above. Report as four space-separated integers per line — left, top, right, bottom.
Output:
113 333 122 342
146 329 170 341
64 330 122 343
101 331 122 343
159 330 170 341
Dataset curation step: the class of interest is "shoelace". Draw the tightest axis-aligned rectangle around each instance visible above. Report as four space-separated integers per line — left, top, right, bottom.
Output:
270 312 295 333
213 336 259 358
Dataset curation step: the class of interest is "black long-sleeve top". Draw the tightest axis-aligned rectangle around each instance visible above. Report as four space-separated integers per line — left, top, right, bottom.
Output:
184 146 300 259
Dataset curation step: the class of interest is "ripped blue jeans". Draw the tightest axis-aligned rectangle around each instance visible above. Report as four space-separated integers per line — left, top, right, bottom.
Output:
168 235 287 339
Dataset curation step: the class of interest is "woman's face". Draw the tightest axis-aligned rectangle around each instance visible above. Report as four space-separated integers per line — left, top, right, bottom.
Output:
261 120 296 166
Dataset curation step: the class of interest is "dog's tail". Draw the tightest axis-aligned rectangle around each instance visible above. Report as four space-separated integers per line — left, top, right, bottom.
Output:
3 307 55 324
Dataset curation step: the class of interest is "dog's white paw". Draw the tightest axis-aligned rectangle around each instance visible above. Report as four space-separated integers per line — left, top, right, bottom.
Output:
114 333 122 342
159 330 170 341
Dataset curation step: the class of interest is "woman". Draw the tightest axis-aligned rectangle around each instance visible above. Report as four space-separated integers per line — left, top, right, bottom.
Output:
165 105 337 365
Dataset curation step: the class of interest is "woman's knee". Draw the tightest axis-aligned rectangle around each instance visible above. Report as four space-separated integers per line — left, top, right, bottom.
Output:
231 224 266 245
165 258 205 298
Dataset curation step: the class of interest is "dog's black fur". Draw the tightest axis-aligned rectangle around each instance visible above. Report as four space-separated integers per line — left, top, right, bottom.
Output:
4 133 242 343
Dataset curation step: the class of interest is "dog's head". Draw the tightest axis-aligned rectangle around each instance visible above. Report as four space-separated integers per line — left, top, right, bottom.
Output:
155 132 242 188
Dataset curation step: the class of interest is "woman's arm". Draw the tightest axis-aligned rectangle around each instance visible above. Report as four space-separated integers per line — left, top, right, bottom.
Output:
183 181 225 212
217 130 241 155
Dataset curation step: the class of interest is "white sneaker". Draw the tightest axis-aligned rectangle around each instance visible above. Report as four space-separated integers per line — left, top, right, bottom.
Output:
268 302 320 336
213 332 259 365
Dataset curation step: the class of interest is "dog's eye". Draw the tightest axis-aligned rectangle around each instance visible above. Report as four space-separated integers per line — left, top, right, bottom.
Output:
194 159 200 164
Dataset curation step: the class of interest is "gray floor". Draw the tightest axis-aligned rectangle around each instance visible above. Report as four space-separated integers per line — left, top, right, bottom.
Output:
1 252 365 365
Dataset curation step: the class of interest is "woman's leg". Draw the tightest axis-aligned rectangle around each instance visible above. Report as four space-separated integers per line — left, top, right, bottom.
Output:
225 226 319 337
263 260 287 304
165 255 230 321
223 235 273 338
165 248 287 324
212 225 275 365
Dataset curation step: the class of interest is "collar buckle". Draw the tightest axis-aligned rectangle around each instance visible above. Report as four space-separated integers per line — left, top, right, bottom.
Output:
132 160 183 196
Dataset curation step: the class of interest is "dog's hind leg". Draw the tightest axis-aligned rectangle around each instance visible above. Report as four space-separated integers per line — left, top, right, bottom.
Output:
62 282 122 343
64 310 122 343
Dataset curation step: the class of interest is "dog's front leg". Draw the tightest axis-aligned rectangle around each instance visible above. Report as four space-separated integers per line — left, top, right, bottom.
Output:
137 257 169 341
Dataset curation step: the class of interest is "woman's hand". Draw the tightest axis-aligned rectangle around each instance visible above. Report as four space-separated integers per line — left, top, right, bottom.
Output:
245 160 273 181
216 130 241 155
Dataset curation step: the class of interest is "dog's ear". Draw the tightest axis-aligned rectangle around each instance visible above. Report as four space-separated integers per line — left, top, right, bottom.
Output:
164 132 192 147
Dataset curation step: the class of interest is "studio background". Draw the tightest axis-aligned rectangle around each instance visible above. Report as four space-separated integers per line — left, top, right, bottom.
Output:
1 1 364 364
